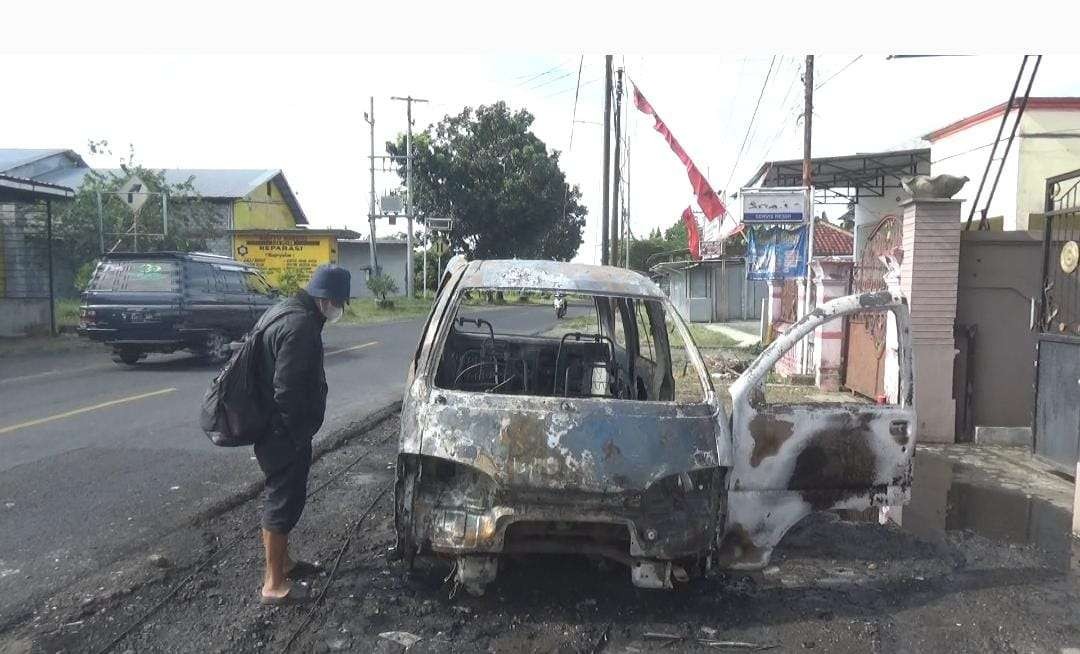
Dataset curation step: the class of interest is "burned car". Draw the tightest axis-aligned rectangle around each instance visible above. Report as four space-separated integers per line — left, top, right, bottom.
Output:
395 259 915 595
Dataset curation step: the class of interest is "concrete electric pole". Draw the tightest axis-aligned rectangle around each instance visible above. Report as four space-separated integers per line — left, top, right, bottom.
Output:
392 95 428 297
601 55 613 266
611 67 624 267
364 96 379 274
802 55 815 374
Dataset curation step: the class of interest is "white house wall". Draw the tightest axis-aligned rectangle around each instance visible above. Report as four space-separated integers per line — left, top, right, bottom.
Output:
929 119 1018 229
1017 111 1080 228
854 195 903 259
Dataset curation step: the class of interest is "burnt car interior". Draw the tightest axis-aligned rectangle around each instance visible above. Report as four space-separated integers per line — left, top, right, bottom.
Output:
434 291 688 401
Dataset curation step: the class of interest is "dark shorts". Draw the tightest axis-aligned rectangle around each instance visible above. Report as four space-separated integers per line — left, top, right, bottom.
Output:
254 437 312 534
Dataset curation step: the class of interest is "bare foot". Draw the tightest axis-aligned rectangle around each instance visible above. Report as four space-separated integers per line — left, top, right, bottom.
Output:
261 580 292 601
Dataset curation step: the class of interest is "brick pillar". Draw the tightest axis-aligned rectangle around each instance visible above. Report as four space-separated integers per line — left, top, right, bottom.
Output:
900 198 960 443
811 260 850 390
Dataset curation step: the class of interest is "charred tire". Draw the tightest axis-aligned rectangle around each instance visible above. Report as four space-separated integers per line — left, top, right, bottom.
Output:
111 349 142 366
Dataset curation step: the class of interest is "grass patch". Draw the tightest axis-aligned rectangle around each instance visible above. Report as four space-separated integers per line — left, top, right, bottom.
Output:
336 295 433 325
56 298 81 329
681 324 741 349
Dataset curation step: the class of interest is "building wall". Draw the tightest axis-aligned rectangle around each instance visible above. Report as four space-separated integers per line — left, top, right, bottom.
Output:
1017 111 1080 228
956 230 1042 429
930 108 1080 231
232 178 297 230
930 118 1019 228
665 272 691 323
337 241 408 299
853 195 903 259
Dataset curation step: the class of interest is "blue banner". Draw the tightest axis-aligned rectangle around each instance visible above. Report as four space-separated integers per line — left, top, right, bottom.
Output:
746 225 808 281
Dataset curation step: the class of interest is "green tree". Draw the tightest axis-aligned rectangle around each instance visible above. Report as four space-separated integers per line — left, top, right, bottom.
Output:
43 160 223 294
386 102 586 261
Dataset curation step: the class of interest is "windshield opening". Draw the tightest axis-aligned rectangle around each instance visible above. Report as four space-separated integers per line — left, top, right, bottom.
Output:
432 288 707 403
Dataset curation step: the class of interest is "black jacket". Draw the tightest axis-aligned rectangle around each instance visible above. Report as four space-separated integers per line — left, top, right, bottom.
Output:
255 291 328 453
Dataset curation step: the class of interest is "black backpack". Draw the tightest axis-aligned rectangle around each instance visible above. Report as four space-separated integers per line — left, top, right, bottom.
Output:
199 309 300 447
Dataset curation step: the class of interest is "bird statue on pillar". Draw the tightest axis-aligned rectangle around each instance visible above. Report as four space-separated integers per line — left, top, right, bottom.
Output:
899 174 970 199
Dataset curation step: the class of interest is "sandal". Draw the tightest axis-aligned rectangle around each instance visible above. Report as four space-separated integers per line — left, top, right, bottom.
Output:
259 583 309 606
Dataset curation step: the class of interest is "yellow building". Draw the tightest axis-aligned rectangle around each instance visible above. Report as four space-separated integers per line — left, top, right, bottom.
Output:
231 228 360 286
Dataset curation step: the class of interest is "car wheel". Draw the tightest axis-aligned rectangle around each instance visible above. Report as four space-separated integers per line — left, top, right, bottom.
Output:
112 349 141 366
200 331 232 364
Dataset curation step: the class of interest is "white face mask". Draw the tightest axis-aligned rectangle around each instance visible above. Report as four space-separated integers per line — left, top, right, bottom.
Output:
317 298 344 323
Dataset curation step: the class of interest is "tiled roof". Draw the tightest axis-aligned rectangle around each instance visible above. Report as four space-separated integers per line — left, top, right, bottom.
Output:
814 220 853 256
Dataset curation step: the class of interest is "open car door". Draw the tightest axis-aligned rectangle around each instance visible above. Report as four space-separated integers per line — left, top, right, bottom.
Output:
716 290 915 569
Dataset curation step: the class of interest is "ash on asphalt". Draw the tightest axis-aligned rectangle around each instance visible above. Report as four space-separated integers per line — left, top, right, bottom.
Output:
4 416 1080 654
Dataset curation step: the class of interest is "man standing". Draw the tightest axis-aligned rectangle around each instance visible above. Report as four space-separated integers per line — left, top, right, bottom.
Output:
254 264 350 605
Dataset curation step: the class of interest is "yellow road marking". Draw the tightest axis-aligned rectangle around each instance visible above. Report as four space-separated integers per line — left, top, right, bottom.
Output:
0 387 178 436
325 341 379 357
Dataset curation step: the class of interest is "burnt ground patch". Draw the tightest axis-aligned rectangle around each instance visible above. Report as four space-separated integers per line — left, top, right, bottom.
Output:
3 422 1079 654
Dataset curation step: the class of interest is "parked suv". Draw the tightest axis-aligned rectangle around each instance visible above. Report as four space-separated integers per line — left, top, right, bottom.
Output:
78 251 279 365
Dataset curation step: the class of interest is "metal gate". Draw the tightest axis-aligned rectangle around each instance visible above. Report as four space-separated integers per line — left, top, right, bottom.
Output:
0 199 56 336
1035 168 1080 473
843 214 902 399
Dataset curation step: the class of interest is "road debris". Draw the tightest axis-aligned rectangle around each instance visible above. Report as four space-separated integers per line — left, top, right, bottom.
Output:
643 632 776 650
378 631 422 649
148 554 171 569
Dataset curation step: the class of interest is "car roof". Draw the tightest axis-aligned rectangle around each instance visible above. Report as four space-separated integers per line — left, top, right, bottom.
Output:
457 259 664 298
102 251 259 270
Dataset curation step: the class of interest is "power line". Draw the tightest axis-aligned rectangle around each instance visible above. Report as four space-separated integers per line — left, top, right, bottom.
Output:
725 55 777 193
815 55 863 90
528 70 575 91
543 76 601 99
513 59 571 87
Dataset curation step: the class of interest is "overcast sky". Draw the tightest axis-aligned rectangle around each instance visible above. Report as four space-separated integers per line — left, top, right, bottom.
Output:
4 3 1080 264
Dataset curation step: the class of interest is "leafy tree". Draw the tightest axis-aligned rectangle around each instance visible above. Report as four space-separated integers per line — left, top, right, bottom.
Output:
40 157 223 294
386 102 586 261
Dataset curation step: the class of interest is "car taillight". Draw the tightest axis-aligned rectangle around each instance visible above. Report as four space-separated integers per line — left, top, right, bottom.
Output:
79 308 97 325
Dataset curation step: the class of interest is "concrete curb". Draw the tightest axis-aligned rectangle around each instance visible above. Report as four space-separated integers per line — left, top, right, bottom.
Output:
185 400 402 528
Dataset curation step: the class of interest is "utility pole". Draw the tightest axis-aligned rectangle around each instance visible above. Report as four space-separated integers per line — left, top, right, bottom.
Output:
392 95 428 297
802 54 816 375
611 67 624 267
601 55 613 266
364 97 379 275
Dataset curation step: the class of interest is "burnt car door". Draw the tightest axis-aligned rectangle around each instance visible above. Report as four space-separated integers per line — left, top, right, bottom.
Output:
716 290 915 569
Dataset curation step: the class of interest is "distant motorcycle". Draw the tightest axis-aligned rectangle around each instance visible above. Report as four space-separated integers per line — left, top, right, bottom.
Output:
553 293 567 319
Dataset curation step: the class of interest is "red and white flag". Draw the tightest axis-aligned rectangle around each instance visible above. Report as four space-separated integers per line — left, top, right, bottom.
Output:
681 207 701 261
634 85 742 240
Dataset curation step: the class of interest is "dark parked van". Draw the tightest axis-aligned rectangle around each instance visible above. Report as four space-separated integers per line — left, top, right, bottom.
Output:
78 252 278 365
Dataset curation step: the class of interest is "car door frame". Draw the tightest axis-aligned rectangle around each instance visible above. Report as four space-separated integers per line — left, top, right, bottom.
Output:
717 289 915 569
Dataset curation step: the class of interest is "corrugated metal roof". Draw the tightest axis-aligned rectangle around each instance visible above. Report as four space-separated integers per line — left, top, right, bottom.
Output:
0 173 75 200
460 259 664 297
36 167 279 199
0 149 69 173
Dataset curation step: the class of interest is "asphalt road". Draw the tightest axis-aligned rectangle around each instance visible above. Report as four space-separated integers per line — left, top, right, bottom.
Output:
0 302 575 626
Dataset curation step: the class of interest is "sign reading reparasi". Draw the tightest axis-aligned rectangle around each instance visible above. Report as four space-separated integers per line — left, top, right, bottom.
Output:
740 187 808 224
233 233 336 285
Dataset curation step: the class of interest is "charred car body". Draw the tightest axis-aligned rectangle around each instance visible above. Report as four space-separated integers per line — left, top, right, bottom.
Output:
395 259 915 595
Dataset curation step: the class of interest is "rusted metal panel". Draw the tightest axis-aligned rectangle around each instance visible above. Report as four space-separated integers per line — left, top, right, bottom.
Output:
459 259 665 298
413 395 723 491
719 290 915 569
